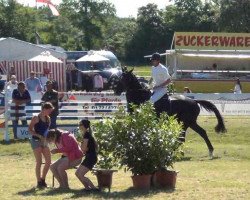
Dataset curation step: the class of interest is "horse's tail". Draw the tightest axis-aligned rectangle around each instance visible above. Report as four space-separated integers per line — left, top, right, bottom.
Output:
195 100 227 133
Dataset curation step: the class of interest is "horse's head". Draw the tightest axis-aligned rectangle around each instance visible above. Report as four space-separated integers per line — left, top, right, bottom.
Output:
112 66 143 95
112 66 151 103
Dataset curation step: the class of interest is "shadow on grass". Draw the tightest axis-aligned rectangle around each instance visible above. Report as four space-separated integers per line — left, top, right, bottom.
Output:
17 187 38 196
0 138 29 145
177 156 192 162
17 187 73 197
18 187 176 199
70 187 175 199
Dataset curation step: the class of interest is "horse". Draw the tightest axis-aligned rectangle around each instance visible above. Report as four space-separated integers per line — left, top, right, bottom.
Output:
112 67 226 158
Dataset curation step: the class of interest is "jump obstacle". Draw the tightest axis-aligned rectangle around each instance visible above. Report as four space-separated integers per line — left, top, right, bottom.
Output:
3 96 127 141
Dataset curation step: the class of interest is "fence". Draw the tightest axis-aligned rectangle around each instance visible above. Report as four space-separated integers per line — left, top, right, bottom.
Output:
2 91 250 141
4 100 127 142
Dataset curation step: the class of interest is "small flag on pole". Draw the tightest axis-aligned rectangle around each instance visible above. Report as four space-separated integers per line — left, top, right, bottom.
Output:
36 0 60 16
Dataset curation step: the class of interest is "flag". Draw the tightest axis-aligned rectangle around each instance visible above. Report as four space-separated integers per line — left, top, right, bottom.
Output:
36 0 60 16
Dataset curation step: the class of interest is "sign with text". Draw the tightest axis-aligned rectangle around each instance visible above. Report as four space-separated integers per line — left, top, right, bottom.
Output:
61 92 126 103
17 125 79 139
174 32 250 50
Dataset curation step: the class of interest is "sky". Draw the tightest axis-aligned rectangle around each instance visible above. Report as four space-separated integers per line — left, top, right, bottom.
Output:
17 0 173 18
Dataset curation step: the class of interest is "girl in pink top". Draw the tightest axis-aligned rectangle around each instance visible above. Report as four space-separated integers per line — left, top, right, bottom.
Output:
46 129 83 189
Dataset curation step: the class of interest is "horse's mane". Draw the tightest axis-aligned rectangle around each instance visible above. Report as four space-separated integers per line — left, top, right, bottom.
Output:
126 71 143 90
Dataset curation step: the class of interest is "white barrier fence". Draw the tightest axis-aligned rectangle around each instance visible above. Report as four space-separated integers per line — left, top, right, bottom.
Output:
181 93 250 116
1 92 250 141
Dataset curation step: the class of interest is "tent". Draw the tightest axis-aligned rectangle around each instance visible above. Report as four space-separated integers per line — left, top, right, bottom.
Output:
29 51 63 63
76 53 109 62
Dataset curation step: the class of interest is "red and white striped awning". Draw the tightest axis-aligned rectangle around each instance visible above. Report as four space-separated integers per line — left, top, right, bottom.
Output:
0 60 66 91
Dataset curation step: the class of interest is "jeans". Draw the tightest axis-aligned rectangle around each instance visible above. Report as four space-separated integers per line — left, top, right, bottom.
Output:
50 115 57 129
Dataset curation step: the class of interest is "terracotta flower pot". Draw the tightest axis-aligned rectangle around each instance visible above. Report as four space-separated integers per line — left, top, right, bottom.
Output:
131 174 152 190
152 170 177 189
95 169 117 192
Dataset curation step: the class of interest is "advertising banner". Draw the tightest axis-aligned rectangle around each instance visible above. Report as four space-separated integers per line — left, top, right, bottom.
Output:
174 32 250 50
17 125 79 139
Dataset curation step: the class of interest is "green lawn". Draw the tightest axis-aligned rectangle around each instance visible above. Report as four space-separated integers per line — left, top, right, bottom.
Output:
129 66 250 93
0 116 249 199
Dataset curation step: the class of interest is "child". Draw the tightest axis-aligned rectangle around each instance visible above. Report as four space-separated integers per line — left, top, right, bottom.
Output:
75 119 99 191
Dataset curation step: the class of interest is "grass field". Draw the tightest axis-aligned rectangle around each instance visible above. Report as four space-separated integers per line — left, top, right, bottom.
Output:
0 116 249 200
130 66 250 93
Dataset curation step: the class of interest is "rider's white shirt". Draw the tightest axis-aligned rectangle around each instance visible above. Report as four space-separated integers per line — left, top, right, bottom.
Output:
150 64 171 103
151 63 171 90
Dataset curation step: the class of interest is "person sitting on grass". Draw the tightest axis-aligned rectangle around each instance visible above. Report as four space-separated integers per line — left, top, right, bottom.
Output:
46 129 83 189
75 119 99 192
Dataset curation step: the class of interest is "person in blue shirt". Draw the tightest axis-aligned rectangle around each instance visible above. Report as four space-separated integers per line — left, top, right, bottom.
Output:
25 71 42 92
12 82 31 139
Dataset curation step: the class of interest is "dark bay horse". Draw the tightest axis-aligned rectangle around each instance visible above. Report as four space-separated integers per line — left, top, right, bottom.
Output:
112 68 226 158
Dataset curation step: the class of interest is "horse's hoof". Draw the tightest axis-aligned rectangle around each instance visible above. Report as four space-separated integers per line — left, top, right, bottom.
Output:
209 151 214 159
178 137 185 143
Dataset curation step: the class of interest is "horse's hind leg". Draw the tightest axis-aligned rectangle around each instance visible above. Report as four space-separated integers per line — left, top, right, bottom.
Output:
178 123 188 143
189 122 214 158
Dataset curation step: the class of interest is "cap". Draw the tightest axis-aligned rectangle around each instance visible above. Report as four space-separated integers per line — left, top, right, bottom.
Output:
11 75 16 79
46 80 53 86
150 52 161 61
30 71 35 74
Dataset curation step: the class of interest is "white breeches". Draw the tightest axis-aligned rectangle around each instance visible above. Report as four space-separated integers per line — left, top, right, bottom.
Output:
150 87 167 103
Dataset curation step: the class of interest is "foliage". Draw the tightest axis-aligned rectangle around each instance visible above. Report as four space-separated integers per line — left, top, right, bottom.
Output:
125 3 172 63
94 119 120 169
218 0 250 32
0 0 248 64
94 102 183 175
59 0 116 50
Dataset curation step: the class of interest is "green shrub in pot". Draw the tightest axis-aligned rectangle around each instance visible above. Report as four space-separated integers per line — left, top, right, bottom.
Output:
94 102 184 176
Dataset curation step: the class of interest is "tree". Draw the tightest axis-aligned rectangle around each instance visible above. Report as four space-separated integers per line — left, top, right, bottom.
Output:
102 17 137 61
0 0 36 40
125 4 172 63
219 0 250 32
59 0 116 50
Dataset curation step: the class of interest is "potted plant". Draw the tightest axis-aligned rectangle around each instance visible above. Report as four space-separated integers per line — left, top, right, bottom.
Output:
150 113 184 189
93 121 118 192
95 102 183 190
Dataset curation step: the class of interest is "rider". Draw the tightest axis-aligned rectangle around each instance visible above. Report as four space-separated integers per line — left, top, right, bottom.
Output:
149 52 171 114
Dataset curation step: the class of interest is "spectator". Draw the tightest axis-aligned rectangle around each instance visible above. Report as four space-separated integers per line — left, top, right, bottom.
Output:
0 75 5 92
25 71 42 92
183 87 192 93
46 129 83 189
8 66 16 81
6 75 18 94
212 63 217 70
75 119 99 191
232 78 242 94
93 74 103 91
41 81 59 129
12 82 31 139
28 102 54 188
